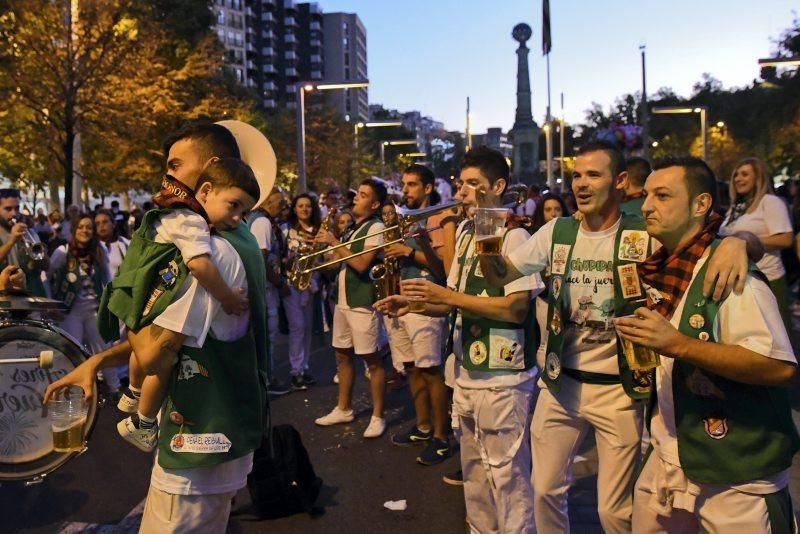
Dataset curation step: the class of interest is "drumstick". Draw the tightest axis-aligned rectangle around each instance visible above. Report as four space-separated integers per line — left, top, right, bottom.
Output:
1 350 54 369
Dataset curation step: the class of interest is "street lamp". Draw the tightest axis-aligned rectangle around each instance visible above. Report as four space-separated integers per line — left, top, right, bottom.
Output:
652 105 709 161
296 79 369 192
380 140 417 177
757 57 800 68
352 121 402 185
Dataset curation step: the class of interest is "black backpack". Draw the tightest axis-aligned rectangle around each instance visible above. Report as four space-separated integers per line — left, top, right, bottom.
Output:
247 422 324 519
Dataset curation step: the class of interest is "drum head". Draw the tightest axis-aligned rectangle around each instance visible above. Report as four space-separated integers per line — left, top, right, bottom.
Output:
0 321 99 483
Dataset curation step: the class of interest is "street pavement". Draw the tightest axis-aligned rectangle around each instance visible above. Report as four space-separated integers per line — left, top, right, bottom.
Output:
4 315 800 533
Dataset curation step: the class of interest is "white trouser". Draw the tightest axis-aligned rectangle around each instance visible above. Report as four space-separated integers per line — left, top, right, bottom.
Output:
633 452 778 533
60 297 119 391
454 384 536 534
531 376 644 534
140 485 235 533
283 286 313 376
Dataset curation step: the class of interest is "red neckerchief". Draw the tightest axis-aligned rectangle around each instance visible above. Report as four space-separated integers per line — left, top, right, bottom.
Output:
636 212 722 318
152 175 213 229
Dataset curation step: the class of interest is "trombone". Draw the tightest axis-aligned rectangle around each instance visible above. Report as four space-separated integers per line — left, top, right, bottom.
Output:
293 200 463 277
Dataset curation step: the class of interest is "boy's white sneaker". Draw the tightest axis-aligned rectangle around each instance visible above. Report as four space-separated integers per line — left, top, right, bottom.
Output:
314 407 354 426
363 416 386 438
117 415 158 452
116 388 139 413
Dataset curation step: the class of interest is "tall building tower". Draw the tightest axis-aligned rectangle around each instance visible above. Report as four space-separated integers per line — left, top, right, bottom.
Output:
322 12 368 122
213 0 249 87
510 23 540 184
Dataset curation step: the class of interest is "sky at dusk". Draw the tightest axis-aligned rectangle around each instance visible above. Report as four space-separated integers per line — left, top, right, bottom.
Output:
319 0 797 133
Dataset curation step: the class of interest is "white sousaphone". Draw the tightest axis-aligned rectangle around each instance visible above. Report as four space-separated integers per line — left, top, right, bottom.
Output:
216 120 277 206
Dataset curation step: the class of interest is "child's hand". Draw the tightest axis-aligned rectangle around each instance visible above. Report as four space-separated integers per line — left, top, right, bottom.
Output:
222 287 249 316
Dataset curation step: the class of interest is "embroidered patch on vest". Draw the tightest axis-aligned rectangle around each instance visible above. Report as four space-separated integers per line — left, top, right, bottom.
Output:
489 328 524 369
631 369 653 394
689 314 705 329
550 309 562 335
703 417 728 440
66 272 78 283
698 332 710 341
545 352 561 380
617 264 642 299
551 276 562 300
551 244 571 275
468 341 488 365
618 230 647 262
177 354 209 381
170 433 232 453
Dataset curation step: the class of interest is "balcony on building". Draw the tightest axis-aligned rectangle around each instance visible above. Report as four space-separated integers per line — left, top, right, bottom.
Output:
310 20 321 31
310 54 322 63
263 64 277 74
262 29 274 39
262 46 275 56
285 67 298 77
245 6 254 17
261 11 273 22
284 16 297 27
247 60 255 69
285 50 297 60
285 33 297 44
246 42 255 52
263 98 276 108
282 0 295 11
263 81 277 91
311 70 322 79
310 38 321 47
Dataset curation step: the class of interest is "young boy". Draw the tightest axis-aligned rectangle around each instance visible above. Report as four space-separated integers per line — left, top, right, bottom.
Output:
99 157 259 451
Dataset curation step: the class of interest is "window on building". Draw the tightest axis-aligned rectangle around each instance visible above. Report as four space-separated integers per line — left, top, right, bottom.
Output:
344 53 349 66
217 10 225 24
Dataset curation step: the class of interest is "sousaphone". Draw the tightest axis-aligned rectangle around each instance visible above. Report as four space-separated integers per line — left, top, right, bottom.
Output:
216 120 277 206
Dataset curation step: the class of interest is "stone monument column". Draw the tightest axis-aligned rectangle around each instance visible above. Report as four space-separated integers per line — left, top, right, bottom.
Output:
510 23 540 185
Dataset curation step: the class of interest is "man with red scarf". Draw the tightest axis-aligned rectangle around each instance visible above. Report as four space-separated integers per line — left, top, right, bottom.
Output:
478 141 759 533
615 156 798 532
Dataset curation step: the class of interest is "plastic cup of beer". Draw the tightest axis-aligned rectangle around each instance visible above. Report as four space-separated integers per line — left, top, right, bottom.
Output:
48 387 88 453
400 277 427 313
474 208 508 255
618 318 660 370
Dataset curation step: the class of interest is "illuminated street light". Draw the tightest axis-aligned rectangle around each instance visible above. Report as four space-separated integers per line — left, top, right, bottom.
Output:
296 79 369 192
380 140 417 177
652 105 709 161
351 120 403 186
757 57 800 68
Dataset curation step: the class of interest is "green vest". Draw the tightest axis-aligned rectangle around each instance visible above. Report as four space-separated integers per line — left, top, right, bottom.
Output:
621 196 645 216
157 224 268 469
0 236 48 297
542 214 654 399
455 225 538 373
336 217 380 308
667 241 800 484
51 247 108 310
97 209 189 342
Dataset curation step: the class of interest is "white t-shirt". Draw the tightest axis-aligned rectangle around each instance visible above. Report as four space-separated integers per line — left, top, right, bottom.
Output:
249 216 272 251
650 251 796 493
337 219 384 310
151 209 212 262
719 194 793 281
508 217 622 375
449 219 543 389
150 234 254 495
102 237 129 277
153 236 249 348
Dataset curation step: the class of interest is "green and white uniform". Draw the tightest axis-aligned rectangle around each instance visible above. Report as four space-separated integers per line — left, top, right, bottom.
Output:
633 243 799 533
449 218 543 534
508 214 653 533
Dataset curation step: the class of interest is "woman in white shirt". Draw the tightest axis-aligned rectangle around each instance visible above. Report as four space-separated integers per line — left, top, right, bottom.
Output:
95 208 130 276
720 157 794 331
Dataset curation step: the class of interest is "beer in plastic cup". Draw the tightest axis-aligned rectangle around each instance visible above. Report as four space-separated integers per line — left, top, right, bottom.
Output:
474 208 508 255
49 387 88 452
400 277 427 313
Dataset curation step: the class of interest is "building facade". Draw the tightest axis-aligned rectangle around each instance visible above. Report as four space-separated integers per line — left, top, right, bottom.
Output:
322 12 369 122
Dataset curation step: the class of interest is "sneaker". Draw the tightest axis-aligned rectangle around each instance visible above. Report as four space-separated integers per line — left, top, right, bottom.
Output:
391 425 432 447
442 469 464 486
417 437 452 466
117 415 157 452
333 373 339 384
315 407 355 426
291 375 308 391
363 416 386 438
116 388 139 413
267 381 292 396
302 372 317 386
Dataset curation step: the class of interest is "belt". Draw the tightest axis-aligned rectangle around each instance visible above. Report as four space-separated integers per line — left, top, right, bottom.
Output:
562 367 621 385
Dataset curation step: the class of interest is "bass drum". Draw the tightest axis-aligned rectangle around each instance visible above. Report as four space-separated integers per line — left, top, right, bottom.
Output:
0 319 99 484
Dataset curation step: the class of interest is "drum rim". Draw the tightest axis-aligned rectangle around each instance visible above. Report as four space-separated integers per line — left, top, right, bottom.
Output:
0 321 101 483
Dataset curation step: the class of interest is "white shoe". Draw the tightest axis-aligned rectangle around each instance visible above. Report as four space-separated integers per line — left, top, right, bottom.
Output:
363 416 386 438
116 388 139 414
315 407 354 426
117 416 158 452
333 373 339 384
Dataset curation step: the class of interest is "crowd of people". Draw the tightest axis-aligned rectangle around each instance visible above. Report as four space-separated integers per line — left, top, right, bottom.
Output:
25 118 799 533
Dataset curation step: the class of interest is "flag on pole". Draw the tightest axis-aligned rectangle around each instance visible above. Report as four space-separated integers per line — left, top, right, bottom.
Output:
542 0 552 55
